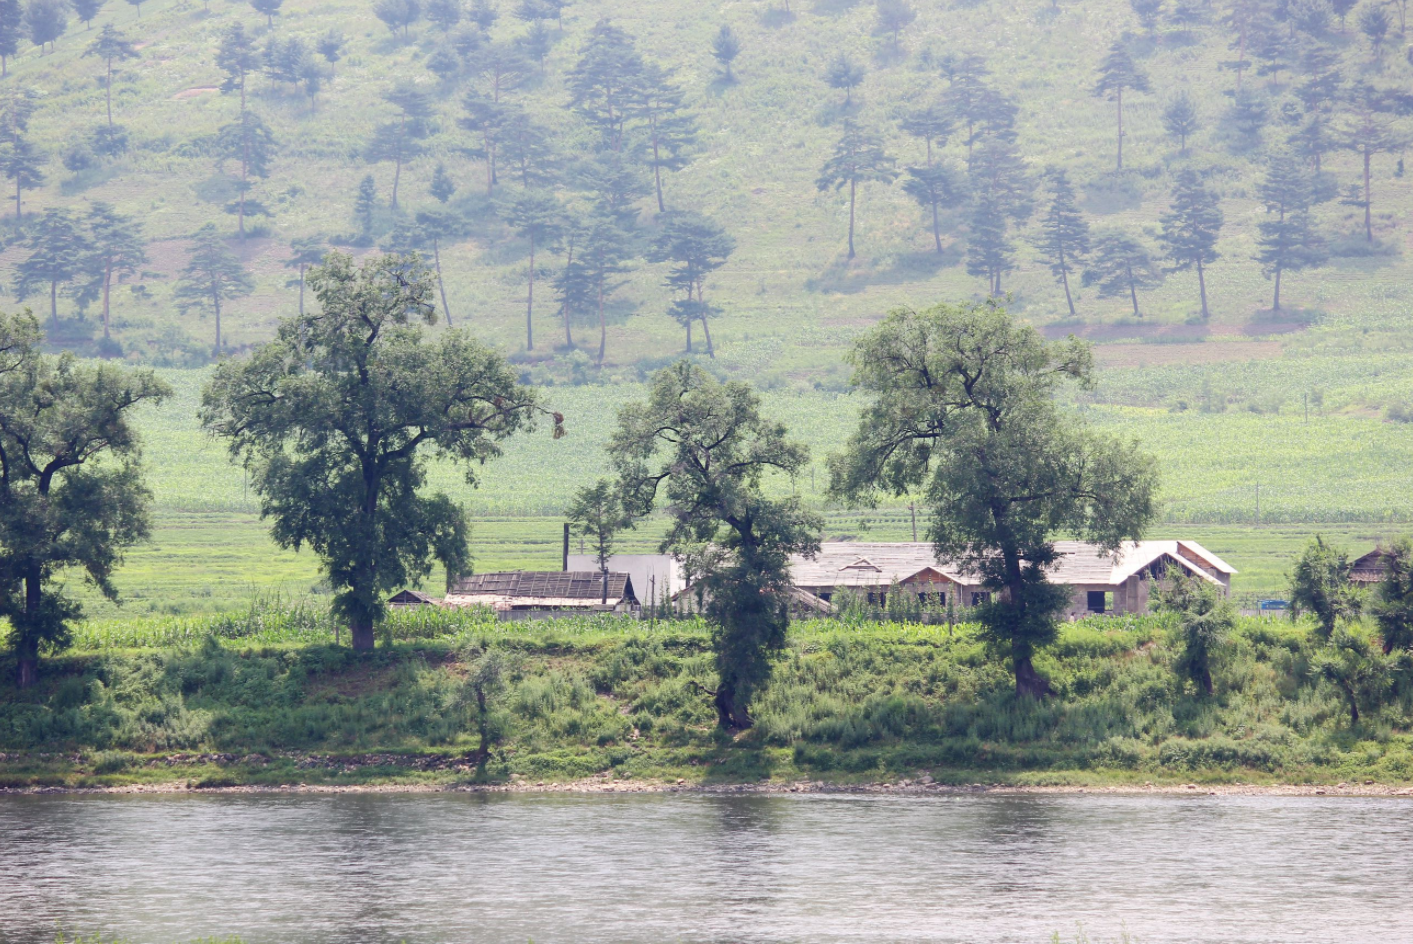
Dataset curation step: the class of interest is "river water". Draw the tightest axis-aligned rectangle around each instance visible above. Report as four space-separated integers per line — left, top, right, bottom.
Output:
2 792 1411 944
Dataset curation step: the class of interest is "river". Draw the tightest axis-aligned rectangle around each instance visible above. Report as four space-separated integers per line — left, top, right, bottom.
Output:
2 792 1411 943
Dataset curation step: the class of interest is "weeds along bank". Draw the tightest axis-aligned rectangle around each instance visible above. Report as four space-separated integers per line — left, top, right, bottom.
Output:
4 606 1413 788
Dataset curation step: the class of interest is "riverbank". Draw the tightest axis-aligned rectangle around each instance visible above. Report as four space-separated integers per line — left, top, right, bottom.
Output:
5 612 1413 791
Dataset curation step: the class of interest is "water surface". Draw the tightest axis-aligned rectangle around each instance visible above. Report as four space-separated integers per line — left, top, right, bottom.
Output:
3 792 1410 943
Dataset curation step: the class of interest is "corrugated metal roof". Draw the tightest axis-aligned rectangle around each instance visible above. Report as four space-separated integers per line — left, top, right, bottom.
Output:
447 571 636 602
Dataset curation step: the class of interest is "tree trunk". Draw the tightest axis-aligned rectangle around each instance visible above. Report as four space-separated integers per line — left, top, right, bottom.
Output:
596 279 606 364
713 679 749 730
1014 655 1050 699
700 310 714 357
1272 263 1282 312
1115 89 1123 171
1059 251 1076 316
297 264 305 316
931 199 942 254
213 293 223 353
105 60 113 129
1236 29 1246 93
16 565 41 689
350 614 376 652
475 683 489 757
432 239 452 326
651 126 665 213
1127 265 1140 316
1196 259 1210 319
685 309 693 353
847 178 857 260
1198 664 1214 696
1364 149 1373 242
102 261 113 339
525 234 535 350
392 158 402 210
239 143 248 239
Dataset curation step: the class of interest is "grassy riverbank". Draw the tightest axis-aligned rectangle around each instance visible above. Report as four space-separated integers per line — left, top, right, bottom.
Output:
4 607 1413 790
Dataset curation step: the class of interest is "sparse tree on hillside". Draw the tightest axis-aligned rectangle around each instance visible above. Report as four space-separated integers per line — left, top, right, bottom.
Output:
1130 0 1164 31
513 0 554 25
610 361 822 728
1358 2 1391 59
1373 538 1413 654
469 0 497 28
711 24 740 82
579 214 632 363
1227 86 1269 150
0 135 43 220
518 19 552 68
829 301 1158 698
251 0 282 28
0 313 170 688
875 0 916 46
201 253 555 653
568 19 646 152
316 30 346 68
430 162 456 204
366 82 435 209
1255 152 1326 311
648 210 734 355
824 53 865 106
1289 535 1361 641
575 149 650 226
902 162 966 254
939 54 993 161
84 25 137 132
502 189 562 351
81 201 146 342
124 0 142 17
1337 83 1407 243
1331 0 1358 28
635 63 697 213
72 0 103 30
500 110 559 188
1093 40 1150 171
0 0 22 77
1163 91 1200 153
817 120 898 260
426 0 462 31
174 224 254 354
1082 230 1165 316
1036 170 1090 316
217 23 259 112
1290 110 1334 172
1158 169 1223 319
966 194 1015 296
353 174 378 243
461 91 511 195
217 109 277 239
414 208 461 326
25 0 66 53
14 208 89 329
284 235 326 317
375 0 422 39
899 99 952 166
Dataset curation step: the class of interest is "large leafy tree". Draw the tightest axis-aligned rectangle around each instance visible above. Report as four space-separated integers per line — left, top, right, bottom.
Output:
610 361 822 728
174 224 254 354
1093 40 1149 171
1289 535 1361 641
1254 151 1326 312
83 24 136 131
1158 168 1223 319
1372 538 1413 655
366 82 435 209
647 209 734 355
1036 169 1090 316
817 120 897 260
13 207 90 329
25 0 66 54
0 311 170 687
1156 572 1234 696
1082 230 1165 317
201 253 554 651
828 300 1158 698
81 201 146 343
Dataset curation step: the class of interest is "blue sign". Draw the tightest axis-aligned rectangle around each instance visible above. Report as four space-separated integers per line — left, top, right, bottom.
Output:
1259 599 1289 611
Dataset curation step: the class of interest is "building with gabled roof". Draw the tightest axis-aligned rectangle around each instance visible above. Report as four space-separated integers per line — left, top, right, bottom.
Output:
443 571 639 617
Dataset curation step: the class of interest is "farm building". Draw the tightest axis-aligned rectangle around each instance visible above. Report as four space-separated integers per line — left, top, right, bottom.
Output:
1350 548 1394 585
443 571 639 619
566 553 683 610
387 589 442 609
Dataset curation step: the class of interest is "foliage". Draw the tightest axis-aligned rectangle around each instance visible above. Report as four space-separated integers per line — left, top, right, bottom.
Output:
1289 535 1361 641
1155 572 1234 695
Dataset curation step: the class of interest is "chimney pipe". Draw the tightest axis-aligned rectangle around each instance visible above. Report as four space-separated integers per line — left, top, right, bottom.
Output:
562 522 570 572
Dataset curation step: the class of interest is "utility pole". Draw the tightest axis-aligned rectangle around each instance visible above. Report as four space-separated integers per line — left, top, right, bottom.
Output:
909 502 918 542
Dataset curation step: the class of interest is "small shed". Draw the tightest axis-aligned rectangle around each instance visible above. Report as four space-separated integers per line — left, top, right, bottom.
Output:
1351 548 1394 585
444 571 639 619
388 589 442 609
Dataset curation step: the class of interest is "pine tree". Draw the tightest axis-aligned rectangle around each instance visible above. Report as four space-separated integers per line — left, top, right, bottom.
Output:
1158 168 1223 319
816 120 898 260
72 0 101 29
1331 0 1358 30
250 0 282 28
460 91 512 195
1036 170 1090 316
899 98 952 166
316 30 345 68
430 162 456 204
283 235 325 317
468 0 497 28
25 0 66 53
568 19 645 151
217 110 276 238
1130 0 1164 31
1162 91 1199 153
518 19 551 67
1255 152 1327 311
500 110 559 189
1359 3 1391 59
647 210 734 355
1337 83 1407 243
353 174 378 243
711 24 740 82
501 189 562 351
635 62 697 213
426 0 461 31
13 207 89 328
365 82 435 209
1227 86 1268 150
217 23 258 112
824 53 865 105
1093 40 1149 170
901 162 966 254
580 213 632 363
0 0 21 77
79 202 145 342
374 0 422 39
0 136 43 219
575 149 650 226
939 54 994 161
1082 230 1165 316
966 193 1014 296
1290 110 1333 172
83 25 136 132
874 0 916 46
413 207 461 325
174 224 254 354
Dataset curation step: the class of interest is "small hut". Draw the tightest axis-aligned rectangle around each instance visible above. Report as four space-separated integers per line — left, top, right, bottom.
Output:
444 571 639 619
387 589 442 609
1350 548 1394 585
